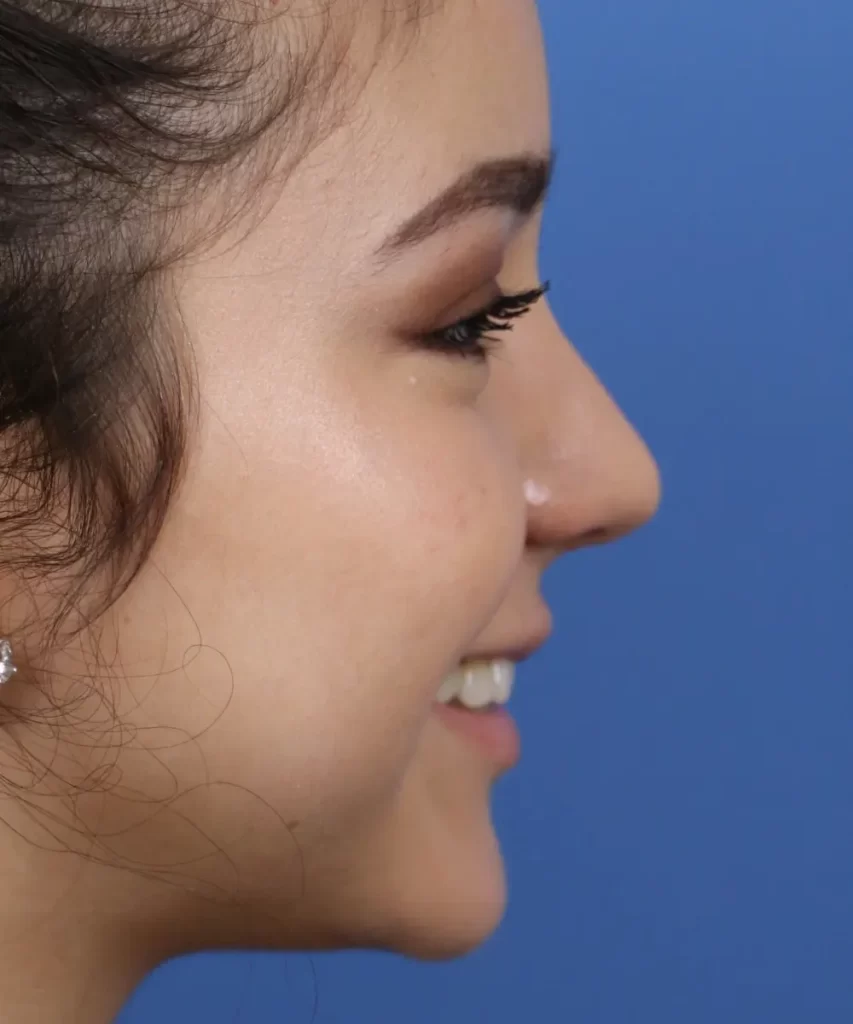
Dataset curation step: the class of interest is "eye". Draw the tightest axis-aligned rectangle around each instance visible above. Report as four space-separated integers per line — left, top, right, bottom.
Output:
418 282 550 362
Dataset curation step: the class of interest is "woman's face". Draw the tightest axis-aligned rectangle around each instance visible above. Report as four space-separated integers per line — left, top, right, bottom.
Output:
37 0 660 959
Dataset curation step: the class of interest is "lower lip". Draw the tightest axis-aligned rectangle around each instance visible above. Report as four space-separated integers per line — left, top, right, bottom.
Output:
432 701 521 769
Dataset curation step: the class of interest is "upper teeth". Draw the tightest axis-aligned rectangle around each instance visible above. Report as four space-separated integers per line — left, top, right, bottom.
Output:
436 659 515 709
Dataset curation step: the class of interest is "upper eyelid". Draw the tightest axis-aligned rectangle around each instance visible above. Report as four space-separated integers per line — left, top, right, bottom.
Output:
424 285 550 352
436 293 510 332
437 283 548 328
459 283 549 323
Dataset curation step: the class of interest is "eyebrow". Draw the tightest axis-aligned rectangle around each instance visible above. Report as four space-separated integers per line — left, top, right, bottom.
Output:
375 152 555 262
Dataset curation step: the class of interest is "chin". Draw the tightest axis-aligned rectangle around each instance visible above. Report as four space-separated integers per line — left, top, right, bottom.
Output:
372 822 510 961
390 896 508 962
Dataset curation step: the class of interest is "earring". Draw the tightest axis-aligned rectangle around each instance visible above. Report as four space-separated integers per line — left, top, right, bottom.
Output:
0 639 17 685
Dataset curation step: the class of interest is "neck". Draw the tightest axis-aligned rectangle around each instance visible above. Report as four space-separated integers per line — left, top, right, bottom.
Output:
0 921 151 1024
0 826 181 1024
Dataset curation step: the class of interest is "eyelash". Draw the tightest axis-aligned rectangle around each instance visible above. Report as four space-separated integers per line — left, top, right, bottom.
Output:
420 282 550 362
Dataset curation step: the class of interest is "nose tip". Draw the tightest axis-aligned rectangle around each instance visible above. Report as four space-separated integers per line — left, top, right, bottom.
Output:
522 346 662 554
580 429 662 547
526 425 661 552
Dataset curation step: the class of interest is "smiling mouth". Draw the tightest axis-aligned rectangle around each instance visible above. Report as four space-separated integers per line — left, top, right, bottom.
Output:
435 659 515 711
433 660 522 768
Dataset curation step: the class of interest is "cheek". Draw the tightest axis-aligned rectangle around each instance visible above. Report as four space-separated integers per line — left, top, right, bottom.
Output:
289 395 525 712
299 404 524 813
142 380 525 825
373 407 526 653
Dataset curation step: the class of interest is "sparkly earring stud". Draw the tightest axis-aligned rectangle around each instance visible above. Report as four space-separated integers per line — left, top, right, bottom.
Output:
0 639 17 685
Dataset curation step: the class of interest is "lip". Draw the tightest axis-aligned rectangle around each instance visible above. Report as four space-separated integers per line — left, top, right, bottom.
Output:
432 702 521 770
432 608 553 769
458 608 553 667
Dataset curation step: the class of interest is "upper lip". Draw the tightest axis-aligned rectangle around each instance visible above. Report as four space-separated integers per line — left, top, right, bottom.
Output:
460 610 553 666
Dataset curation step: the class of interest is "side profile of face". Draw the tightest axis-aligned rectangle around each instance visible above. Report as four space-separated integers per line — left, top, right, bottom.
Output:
0 0 660 1001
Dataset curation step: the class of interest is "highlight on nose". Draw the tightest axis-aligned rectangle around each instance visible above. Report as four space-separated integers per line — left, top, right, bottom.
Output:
523 479 552 507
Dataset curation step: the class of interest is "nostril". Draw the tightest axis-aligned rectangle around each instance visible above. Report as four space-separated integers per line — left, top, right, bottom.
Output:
580 527 611 546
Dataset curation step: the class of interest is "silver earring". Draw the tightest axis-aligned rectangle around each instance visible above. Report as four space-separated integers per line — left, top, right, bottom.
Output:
0 639 17 685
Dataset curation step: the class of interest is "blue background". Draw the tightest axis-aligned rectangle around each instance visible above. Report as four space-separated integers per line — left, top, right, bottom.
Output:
119 0 853 1020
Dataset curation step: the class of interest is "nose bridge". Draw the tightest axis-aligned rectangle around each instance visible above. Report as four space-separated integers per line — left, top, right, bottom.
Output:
518 316 662 551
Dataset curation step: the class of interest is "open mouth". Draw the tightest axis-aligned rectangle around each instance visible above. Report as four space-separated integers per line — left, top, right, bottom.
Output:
435 659 515 711
433 659 521 768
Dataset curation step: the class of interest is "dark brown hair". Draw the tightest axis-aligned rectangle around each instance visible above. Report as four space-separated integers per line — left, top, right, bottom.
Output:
0 1 341 662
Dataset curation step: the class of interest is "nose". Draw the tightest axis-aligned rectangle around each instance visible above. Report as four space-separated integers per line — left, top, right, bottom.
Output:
514 306 662 555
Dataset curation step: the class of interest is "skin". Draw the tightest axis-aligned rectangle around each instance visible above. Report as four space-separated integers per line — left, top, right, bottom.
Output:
0 2 660 1021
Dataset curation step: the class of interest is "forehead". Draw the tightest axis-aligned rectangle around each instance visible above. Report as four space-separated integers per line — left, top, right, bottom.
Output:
364 0 550 166
302 0 550 247
222 0 550 280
